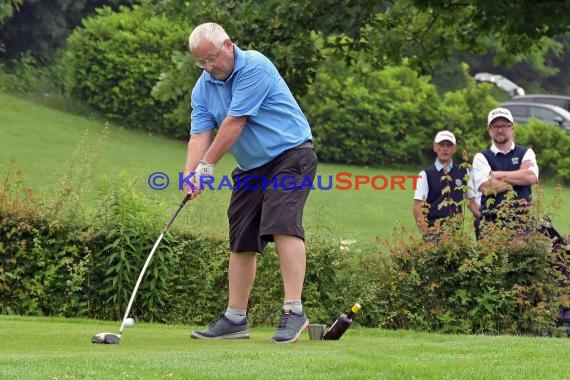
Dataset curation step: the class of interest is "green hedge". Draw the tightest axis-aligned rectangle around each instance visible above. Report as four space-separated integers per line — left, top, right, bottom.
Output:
0 170 358 325
1 186 568 335
0 209 357 326
63 5 188 138
0 215 91 316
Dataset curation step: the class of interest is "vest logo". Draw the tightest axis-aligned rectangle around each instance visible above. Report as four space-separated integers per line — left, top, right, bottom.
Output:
512 157 520 165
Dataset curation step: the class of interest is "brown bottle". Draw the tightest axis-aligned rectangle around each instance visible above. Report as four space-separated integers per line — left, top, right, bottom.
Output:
323 303 361 340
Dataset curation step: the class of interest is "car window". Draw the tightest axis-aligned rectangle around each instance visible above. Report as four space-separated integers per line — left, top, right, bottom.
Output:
507 105 530 118
512 96 570 111
532 106 560 122
549 99 570 109
534 97 568 109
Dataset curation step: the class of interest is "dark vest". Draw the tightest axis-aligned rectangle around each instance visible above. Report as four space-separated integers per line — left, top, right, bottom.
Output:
424 164 468 226
480 146 532 217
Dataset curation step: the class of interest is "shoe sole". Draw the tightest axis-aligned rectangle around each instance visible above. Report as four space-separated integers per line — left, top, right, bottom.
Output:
190 330 251 340
271 318 310 344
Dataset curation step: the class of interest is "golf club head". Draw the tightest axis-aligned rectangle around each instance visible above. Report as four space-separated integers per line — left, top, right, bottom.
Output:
92 332 121 344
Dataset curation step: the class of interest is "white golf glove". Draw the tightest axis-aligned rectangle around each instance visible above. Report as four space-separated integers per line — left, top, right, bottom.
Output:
195 160 215 189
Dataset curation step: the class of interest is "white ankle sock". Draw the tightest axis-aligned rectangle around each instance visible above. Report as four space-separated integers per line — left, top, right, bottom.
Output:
283 300 303 314
225 308 247 323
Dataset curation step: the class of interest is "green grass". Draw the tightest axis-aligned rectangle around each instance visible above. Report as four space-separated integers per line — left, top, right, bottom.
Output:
1 316 569 379
1 91 570 246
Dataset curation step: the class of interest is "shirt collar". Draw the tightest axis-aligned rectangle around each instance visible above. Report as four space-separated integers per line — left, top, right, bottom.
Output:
204 44 245 84
490 141 516 155
434 160 453 171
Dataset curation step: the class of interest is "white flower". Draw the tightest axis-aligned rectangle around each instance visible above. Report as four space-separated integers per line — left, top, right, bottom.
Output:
339 239 357 252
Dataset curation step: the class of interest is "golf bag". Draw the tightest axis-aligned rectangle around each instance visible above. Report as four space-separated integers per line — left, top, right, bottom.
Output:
537 216 570 332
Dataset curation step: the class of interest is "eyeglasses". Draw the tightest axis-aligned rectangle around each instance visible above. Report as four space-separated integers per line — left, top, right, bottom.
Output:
195 45 223 69
489 123 513 130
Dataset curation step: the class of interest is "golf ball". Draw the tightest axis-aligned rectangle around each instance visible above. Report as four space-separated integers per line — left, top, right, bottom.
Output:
124 317 135 327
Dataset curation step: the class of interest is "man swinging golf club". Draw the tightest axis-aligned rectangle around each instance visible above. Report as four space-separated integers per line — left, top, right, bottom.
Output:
183 22 317 343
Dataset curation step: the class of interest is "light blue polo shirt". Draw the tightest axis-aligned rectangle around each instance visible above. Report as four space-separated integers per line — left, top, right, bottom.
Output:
190 44 312 171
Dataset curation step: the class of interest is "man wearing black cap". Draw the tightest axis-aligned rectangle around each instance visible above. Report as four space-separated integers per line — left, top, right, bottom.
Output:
472 107 539 238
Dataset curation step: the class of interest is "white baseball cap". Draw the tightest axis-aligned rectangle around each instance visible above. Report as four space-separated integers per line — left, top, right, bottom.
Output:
434 130 456 145
487 107 514 126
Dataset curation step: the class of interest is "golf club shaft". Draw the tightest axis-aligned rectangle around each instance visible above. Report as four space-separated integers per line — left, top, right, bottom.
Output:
118 194 191 334
162 194 191 234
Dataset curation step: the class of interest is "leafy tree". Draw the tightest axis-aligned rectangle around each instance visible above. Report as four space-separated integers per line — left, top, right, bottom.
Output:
152 0 388 95
542 35 570 94
176 0 570 93
0 0 22 24
412 0 570 55
0 0 22 55
0 0 136 63
457 37 564 95
300 60 443 167
354 1 474 73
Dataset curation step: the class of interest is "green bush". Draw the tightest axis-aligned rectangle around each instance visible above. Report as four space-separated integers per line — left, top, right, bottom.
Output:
63 5 188 138
514 119 570 185
380 210 565 335
300 63 444 167
0 160 91 317
298 62 515 168
0 53 45 93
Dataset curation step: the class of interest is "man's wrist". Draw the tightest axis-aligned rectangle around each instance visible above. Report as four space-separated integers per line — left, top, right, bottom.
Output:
198 160 214 168
490 171 507 183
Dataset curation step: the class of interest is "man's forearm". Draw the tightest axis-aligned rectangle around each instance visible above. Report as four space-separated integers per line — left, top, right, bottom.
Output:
202 116 247 164
468 198 481 218
413 201 428 231
185 131 212 174
492 169 537 186
479 179 511 196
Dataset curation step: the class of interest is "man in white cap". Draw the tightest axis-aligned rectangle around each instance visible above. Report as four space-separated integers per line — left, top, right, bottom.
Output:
413 130 480 235
471 107 539 238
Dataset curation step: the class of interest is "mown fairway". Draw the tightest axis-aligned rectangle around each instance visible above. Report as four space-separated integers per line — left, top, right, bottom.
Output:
1 316 569 380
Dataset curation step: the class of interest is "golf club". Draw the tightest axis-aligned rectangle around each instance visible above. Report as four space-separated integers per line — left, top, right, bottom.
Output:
92 194 191 344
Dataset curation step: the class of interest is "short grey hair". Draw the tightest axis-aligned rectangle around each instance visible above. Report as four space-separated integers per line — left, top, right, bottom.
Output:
188 22 229 51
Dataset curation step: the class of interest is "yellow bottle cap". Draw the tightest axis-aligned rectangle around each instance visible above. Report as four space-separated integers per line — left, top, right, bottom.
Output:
351 303 361 313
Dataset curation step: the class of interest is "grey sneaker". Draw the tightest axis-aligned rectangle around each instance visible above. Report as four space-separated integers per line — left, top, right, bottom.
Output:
191 314 251 340
271 310 309 343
